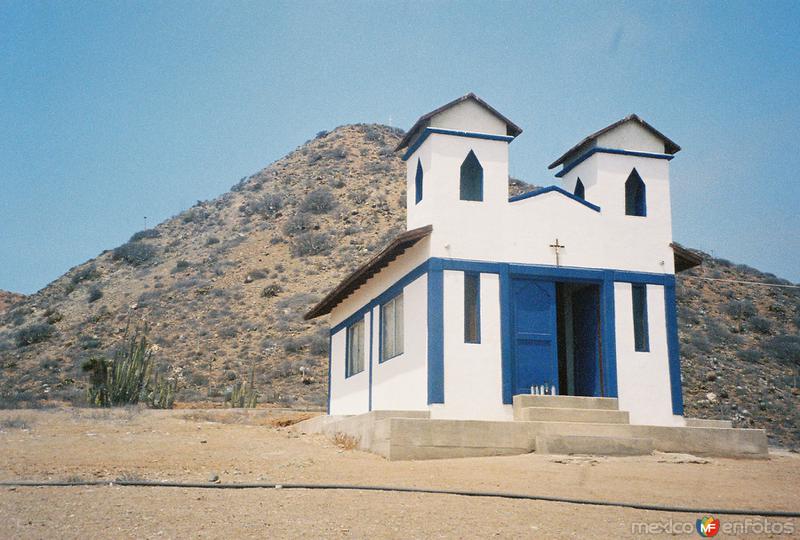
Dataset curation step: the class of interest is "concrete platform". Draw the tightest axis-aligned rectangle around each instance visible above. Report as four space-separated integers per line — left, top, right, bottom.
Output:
294 397 767 461
536 434 654 456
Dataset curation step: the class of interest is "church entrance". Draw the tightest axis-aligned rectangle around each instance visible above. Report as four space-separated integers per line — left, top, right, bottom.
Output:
511 278 604 398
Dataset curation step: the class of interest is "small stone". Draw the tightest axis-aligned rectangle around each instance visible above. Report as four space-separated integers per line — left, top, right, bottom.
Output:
207 473 219 483
200 440 207 444
706 392 717 403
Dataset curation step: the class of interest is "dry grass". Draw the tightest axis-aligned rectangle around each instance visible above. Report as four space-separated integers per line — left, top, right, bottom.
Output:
0 416 31 430
179 409 316 427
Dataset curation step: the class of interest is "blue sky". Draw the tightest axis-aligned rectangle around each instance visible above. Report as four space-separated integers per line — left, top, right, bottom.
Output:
1 1 799 294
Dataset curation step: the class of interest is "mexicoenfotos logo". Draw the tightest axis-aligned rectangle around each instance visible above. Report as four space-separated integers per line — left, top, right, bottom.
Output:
696 516 721 537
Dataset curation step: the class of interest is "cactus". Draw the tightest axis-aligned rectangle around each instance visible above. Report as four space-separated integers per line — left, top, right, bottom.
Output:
226 363 258 408
148 372 177 409
83 324 176 409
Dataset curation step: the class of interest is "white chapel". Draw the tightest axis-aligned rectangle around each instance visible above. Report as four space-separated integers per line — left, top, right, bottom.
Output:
305 93 703 427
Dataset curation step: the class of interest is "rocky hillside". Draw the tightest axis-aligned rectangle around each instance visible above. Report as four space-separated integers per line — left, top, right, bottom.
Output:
0 291 25 313
675 252 800 448
0 124 797 447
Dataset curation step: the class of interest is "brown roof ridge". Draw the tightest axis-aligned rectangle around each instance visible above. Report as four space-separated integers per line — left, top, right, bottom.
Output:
548 114 681 170
671 242 703 273
304 225 433 320
395 93 522 152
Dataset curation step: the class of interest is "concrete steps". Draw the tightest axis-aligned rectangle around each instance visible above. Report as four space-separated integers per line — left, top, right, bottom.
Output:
519 406 630 424
513 394 619 412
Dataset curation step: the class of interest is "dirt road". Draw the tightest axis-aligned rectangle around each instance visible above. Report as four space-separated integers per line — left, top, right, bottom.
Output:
1 408 797 538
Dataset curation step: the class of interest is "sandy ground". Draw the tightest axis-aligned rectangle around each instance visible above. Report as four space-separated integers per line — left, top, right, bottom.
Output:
0 408 798 539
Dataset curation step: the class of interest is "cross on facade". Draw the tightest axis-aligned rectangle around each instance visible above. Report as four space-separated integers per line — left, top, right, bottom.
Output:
549 238 565 266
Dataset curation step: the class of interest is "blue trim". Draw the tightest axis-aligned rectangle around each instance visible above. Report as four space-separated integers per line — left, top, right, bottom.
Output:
440 258 672 286
368 307 374 411
664 277 684 415
401 127 514 161
499 264 513 404
555 147 674 178
464 271 481 344
326 332 332 414
509 185 601 212
427 259 445 404
601 271 618 397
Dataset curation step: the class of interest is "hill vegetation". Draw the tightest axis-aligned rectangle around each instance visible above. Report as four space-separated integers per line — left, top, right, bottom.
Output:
0 124 797 448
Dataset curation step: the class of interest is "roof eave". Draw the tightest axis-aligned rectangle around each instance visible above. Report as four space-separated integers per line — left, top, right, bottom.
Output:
304 225 433 320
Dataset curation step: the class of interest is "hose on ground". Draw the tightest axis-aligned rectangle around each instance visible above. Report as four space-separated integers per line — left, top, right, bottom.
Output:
0 480 797 518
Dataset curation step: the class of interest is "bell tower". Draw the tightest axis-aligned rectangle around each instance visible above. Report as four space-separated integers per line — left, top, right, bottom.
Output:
548 114 682 272
394 93 522 259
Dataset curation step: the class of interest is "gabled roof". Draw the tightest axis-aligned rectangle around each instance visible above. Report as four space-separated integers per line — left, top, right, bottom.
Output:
548 114 681 170
395 93 523 151
304 225 432 320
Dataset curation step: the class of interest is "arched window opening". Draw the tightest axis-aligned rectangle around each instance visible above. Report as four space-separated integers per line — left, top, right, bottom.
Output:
625 169 646 216
415 159 423 204
574 178 585 200
459 150 483 201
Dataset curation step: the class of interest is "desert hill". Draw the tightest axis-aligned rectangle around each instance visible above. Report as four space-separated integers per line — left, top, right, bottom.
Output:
0 291 25 313
0 124 797 448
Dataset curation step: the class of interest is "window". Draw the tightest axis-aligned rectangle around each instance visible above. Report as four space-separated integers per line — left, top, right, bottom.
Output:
464 272 481 343
381 293 404 361
574 178 585 200
346 319 365 377
415 159 423 204
459 150 483 201
631 284 650 352
625 169 646 216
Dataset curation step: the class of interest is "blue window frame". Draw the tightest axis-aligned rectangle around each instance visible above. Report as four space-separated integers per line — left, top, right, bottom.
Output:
380 293 404 361
631 284 650 352
574 178 585 200
625 169 646 216
464 272 481 343
415 159 423 204
460 150 483 201
345 319 365 377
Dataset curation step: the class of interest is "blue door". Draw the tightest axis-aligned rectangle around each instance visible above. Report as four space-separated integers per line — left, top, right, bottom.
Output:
512 279 558 395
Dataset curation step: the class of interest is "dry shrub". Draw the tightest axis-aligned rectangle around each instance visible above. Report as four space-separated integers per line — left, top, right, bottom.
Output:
332 432 359 450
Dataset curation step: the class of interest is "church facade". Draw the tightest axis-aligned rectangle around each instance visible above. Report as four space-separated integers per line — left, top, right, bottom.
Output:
305 93 700 427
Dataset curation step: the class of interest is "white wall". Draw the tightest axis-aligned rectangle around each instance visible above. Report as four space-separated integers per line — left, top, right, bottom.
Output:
596 121 665 154
406 131 675 276
328 243 430 416
614 282 682 426
432 271 511 420
432 99 508 136
328 321 369 415
371 274 429 411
